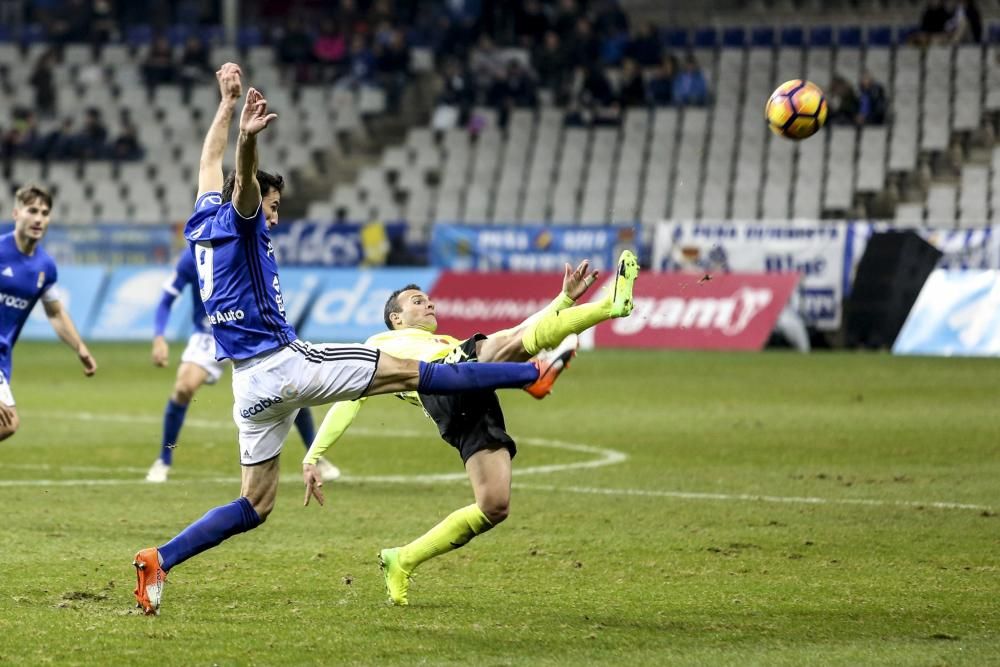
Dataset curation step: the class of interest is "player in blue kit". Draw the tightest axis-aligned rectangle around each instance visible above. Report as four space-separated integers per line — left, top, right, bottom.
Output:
146 248 339 483
0 185 97 440
132 63 572 615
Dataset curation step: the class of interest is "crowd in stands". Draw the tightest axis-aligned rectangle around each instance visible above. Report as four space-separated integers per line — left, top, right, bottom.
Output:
912 0 982 45
827 71 889 127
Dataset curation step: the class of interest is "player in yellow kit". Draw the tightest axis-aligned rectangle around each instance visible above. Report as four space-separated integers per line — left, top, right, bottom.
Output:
302 250 639 605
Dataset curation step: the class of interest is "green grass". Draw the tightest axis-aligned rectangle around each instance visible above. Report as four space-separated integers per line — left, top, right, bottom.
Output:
0 341 998 666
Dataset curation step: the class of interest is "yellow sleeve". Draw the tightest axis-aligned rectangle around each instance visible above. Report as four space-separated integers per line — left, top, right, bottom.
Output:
302 398 365 465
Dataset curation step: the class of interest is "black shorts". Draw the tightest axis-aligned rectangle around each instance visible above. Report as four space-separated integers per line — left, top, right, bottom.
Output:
419 334 517 464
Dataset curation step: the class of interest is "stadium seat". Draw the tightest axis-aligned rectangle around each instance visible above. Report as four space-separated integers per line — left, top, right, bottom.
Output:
837 26 863 47
809 26 833 47
693 28 718 48
926 185 957 226
779 26 804 47
751 27 775 47
663 28 688 49
722 27 746 48
894 202 925 224
866 26 893 47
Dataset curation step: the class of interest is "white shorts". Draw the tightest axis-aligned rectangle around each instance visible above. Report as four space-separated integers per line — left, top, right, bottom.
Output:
181 332 227 385
231 340 380 465
0 370 14 407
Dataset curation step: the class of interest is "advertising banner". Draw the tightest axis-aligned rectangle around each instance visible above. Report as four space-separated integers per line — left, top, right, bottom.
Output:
269 221 408 266
299 268 441 342
89 267 193 341
592 273 799 350
893 270 1000 356
0 224 176 266
654 221 850 330
430 224 639 272
430 272 564 340
23 266 108 340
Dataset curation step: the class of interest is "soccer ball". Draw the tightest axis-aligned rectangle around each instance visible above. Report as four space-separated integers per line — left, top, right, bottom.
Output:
765 80 828 140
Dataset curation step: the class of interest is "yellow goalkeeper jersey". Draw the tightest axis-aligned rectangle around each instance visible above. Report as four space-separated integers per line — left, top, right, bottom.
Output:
364 327 467 406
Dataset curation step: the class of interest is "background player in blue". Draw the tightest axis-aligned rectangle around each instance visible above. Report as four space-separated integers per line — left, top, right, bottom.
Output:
132 63 572 615
0 184 97 441
146 247 339 483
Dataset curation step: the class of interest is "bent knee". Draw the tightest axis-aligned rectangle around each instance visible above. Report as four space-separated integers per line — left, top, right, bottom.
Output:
172 382 198 404
479 499 510 525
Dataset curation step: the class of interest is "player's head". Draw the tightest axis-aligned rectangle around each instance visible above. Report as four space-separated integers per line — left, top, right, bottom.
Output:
384 284 437 332
221 169 284 229
12 184 53 242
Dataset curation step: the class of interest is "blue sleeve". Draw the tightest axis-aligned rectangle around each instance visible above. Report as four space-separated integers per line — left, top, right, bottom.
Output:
154 290 177 337
195 191 223 212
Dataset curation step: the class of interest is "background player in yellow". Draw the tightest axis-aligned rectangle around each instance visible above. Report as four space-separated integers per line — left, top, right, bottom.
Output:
301 250 639 605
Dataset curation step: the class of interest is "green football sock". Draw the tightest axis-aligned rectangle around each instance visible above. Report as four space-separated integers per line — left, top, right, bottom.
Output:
521 301 611 356
397 504 493 572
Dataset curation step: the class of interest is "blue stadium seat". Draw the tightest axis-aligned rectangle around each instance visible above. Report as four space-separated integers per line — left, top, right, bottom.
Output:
238 26 263 48
167 24 193 46
663 28 688 49
19 24 45 44
838 26 862 47
722 27 746 47
126 24 153 47
0 25 11 42
809 26 833 46
780 26 804 47
751 27 775 47
867 25 893 46
896 25 919 44
200 25 224 45
988 23 1000 44
693 28 717 48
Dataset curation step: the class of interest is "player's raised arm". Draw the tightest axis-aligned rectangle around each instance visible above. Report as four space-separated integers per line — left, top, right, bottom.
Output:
43 299 97 376
232 87 277 219
302 399 365 506
197 63 242 198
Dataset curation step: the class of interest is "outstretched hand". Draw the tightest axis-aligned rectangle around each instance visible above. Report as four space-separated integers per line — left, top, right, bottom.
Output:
239 87 277 136
217 62 242 101
303 464 325 507
78 344 97 377
562 259 599 301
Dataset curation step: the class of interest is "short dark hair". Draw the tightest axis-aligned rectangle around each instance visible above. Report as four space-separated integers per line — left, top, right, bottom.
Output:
221 169 285 204
15 184 53 209
383 284 423 330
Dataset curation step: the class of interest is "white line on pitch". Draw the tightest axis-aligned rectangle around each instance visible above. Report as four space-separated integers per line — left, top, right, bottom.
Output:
511 482 995 512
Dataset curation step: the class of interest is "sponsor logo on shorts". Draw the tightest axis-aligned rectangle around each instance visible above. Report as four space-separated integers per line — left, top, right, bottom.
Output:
240 395 283 418
209 309 245 325
0 291 30 310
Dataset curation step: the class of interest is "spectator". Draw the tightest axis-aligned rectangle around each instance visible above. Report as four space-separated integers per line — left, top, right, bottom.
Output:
141 36 176 92
178 35 212 100
534 30 571 104
3 108 41 161
579 64 617 109
488 59 538 124
47 0 90 44
112 111 143 161
856 71 888 125
626 22 663 67
470 35 506 91
90 0 117 45
313 19 347 82
567 17 601 68
277 17 315 81
377 28 411 111
77 107 108 159
672 55 708 106
38 117 78 161
436 57 477 126
337 34 376 90
648 56 676 106
947 0 982 43
827 75 859 125
912 0 951 45
29 48 58 118
617 58 647 107
593 0 630 39
514 0 550 47
336 0 366 34
553 0 579 41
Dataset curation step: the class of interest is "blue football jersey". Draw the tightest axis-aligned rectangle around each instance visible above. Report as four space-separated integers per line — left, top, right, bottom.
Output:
163 249 210 335
183 192 297 361
0 232 58 378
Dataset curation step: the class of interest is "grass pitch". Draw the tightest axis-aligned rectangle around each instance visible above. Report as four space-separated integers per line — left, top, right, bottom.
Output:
0 342 998 666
